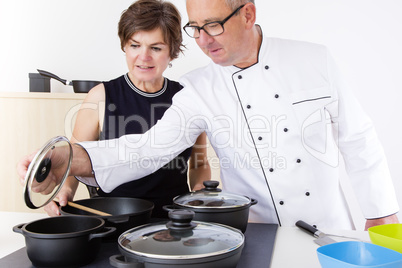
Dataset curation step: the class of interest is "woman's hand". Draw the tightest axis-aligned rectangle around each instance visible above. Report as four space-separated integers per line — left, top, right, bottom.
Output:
43 180 77 216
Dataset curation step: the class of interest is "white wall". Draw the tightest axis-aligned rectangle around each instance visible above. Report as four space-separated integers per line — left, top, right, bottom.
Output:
1 0 401 229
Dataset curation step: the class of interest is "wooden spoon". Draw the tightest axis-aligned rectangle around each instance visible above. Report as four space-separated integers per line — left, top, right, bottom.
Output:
54 198 112 216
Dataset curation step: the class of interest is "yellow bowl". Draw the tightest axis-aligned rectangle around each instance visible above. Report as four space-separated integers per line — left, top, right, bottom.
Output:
368 224 402 253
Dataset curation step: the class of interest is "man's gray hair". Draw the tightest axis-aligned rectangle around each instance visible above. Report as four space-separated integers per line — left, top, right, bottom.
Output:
225 0 254 10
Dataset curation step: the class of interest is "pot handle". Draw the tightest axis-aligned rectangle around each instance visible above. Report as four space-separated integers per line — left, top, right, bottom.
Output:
162 205 176 212
109 255 144 268
12 223 25 234
37 69 69 85
108 215 130 224
250 198 258 206
88 226 116 241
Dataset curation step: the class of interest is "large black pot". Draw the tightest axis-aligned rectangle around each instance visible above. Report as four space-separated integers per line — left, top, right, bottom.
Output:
13 216 115 267
109 210 244 268
164 181 257 233
60 197 154 239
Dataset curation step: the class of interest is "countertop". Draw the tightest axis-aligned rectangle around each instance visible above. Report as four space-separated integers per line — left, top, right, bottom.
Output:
0 211 370 267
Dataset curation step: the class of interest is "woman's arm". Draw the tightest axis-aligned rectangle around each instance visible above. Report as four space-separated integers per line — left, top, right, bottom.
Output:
188 132 211 191
43 84 105 216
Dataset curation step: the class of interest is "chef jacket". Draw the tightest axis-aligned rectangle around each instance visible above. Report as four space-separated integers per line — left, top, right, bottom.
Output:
79 33 399 230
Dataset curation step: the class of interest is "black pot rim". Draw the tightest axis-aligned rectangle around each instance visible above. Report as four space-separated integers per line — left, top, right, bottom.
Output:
59 197 154 218
21 216 105 239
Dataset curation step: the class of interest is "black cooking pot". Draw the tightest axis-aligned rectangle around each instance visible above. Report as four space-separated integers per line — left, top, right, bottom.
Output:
37 69 101 93
13 216 115 267
164 181 257 233
109 210 244 268
60 197 154 240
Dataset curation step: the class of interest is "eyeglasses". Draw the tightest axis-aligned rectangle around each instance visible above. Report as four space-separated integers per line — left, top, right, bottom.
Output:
183 5 245 39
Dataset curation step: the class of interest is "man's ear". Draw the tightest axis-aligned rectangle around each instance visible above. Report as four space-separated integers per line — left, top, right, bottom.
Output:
242 3 257 29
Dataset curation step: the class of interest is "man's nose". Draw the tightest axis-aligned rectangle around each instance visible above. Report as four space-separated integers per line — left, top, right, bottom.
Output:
196 29 214 46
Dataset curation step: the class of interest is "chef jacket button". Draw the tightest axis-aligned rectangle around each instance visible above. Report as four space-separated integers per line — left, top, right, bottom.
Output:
247 105 251 109
269 168 274 172
265 65 269 70
275 94 279 98
313 225 317 228
305 192 310 196
258 136 263 141
279 201 284 205
297 159 301 163
238 75 243 79
284 128 289 132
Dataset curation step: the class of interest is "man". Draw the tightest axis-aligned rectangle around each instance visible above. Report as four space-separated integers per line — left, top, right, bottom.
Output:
18 0 399 230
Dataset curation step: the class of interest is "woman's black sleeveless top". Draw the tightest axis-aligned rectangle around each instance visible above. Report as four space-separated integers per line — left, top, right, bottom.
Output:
98 74 192 218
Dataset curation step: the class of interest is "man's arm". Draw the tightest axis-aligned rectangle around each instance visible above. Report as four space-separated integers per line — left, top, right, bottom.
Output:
365 214 399 230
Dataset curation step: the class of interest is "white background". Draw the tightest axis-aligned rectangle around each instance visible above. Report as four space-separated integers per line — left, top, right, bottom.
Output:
1 0 401 229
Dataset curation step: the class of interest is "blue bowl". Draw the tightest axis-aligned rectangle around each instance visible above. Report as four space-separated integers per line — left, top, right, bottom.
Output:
317 241 402 268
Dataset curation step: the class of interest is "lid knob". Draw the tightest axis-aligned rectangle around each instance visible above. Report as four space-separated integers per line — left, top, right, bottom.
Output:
166 210 197 232
35 158 52 183
202 180 222 192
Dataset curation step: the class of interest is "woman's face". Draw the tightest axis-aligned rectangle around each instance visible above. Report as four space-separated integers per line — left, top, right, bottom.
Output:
123 28 171 89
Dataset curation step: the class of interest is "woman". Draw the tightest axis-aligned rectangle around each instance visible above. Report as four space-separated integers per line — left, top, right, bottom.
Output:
44 0 210 218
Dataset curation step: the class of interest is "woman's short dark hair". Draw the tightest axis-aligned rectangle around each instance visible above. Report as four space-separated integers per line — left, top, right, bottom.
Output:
118 0 184 60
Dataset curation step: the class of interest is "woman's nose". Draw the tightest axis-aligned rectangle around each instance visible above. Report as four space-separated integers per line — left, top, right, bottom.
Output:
139 48 151 60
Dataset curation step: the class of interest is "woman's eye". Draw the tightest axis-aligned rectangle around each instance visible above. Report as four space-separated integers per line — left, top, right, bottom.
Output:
130 44 139 48
152 47 162 51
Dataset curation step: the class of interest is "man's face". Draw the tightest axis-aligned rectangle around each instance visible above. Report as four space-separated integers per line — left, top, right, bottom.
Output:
186 0 246 67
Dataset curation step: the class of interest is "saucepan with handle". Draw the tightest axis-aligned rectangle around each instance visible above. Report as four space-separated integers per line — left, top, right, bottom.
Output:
163 180 257 233
37 69 101 93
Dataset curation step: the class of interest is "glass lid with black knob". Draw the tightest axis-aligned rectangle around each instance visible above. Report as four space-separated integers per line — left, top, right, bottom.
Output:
118 210 244 259
173 180 252 209
23 136 73 209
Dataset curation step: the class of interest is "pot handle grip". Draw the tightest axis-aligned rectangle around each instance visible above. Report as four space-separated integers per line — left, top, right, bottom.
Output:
88 226 116 241
250 198 258 206
108 216 130 224
162 205 176 212
109 255 144 268
12 223 25 234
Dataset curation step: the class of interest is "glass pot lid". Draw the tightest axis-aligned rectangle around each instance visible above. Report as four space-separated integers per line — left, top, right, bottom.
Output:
23 136 73 209
173 181 251 209
118 210 244 259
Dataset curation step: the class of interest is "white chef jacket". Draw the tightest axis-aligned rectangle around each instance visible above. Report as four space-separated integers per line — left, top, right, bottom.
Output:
79 33 399 230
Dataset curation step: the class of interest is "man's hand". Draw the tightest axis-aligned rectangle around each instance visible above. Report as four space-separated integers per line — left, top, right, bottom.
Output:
365 214 399 230
17 152 37 185
17 145 72 195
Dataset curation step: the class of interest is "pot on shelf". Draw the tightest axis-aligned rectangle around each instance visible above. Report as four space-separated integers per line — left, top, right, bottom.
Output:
37 69 101 93
60 197 154 240
13 216 115 267
164 181 257 233
110 210 244 268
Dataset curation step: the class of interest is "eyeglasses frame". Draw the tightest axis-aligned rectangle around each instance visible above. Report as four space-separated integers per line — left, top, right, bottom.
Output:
183 4 246 39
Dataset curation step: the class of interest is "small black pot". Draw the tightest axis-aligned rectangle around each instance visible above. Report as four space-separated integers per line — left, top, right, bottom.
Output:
110 210 244 268
71 80 102 93
36 69 101 93
164 181 257 233
60 197 154 240
13 216 115 267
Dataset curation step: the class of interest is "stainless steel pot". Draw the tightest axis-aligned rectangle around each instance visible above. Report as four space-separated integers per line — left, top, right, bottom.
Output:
110 210 244 268
164 181 257 233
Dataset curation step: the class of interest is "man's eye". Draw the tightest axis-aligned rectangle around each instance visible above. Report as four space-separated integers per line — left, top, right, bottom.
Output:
152 47 162 51
207 23 220 29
